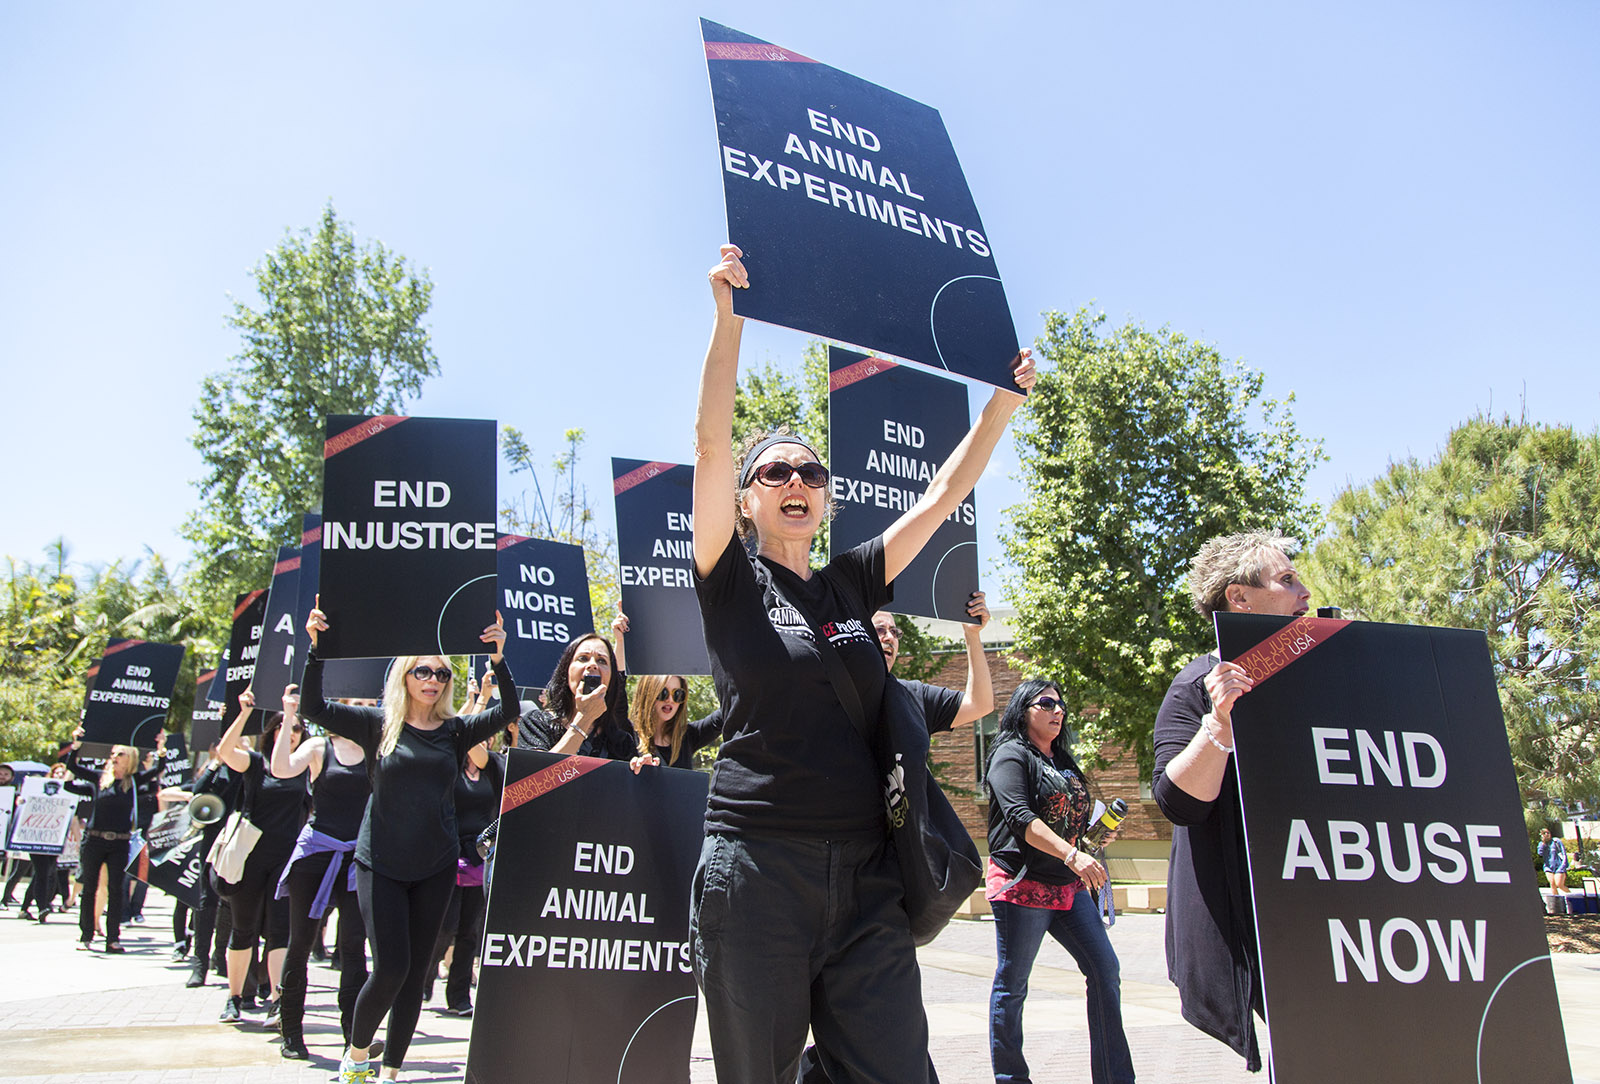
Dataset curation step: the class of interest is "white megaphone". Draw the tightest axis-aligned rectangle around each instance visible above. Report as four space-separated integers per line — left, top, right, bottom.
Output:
189 793 226 826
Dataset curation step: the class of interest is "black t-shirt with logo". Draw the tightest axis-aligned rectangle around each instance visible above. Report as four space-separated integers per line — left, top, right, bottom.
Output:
696 534 890 839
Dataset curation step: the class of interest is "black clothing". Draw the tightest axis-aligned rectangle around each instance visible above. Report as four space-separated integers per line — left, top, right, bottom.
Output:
453 753 502 854
64 751 159 833
246 750 311 844
280 849 366 1047
986 738 1093 887
302 651 518 881
306 737 372 841
352 862 456 1067
224 752 307 952
695 534 890 839
650 712 723 769
77 835 129 944
518 706 636 761
1151 653 1262 1072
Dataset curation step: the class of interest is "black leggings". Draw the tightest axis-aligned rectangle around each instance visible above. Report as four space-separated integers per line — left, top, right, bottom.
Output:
22 855 58 914
78 836 129 943
429 882 486 1008
279 851 368 1046
351 862 456 1068
226 845 291 952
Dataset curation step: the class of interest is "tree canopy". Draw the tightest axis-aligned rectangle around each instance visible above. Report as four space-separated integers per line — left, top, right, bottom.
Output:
1001 307 1324 771
1301 415 1600 824
182 204 437 636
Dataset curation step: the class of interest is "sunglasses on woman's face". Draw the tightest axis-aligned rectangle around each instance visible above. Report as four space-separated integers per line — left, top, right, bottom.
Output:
409 666 453 684
751 460 829 488
656 687 686 704
1030 697 1066 713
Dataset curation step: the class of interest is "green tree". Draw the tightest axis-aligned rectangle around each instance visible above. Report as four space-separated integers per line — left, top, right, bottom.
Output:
182 204 438 637
1001 307 1324 771
1301 415 1600 828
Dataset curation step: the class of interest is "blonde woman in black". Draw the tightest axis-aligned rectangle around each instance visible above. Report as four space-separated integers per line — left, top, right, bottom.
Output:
64 731 163 953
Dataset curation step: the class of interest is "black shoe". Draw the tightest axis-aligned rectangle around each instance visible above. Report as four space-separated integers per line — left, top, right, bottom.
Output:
240 991 258 1011
170 942 190 963
264 998 282 1030
448 1002 474 1018
18 907 34 920
310 944 327 962
104 941 125 954
280 1036 310 1060
219 995 243 1023
186 962 207 988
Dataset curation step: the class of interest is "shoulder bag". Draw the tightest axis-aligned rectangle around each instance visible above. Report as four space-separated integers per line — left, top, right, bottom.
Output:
207 759 263 892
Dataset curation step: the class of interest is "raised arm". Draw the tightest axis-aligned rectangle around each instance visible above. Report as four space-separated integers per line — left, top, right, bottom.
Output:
301 596 383 748
217 689 256 773
458 614 521 746
272 684 323 781
882 352 1035 583
691 244 748 578
951 592 995 727
611 610 630 673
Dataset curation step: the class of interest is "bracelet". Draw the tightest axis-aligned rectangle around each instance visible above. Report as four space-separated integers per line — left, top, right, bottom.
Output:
566 721 590 740
1201 713 1235 755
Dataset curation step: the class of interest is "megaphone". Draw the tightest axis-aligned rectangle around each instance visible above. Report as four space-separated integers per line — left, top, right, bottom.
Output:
189 794 226 825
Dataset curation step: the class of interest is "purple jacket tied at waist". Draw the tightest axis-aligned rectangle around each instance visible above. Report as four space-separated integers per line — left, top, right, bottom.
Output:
276 824 357 918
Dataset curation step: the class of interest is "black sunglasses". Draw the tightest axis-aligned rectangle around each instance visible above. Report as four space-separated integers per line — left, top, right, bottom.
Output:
751 461 829 488
1030 696 1066 713
656 687 686 704
409 666 453 684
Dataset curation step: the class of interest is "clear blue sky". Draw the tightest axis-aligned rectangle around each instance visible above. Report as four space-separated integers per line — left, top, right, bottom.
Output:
4 2 1596 592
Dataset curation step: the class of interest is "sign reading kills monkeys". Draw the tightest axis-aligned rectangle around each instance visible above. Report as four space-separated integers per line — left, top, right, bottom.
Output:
318 415 498 658
496 534 594 690
81 637 185 751
612 459 709 676
701 19 1020 391
1219 613 1570 1083
828 347 978 621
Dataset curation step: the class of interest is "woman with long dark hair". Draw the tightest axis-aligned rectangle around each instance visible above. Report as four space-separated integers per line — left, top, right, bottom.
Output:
515 633 637 762
688 243 1033 1083
214 691 311 1025
985 679 1133 1084
64 731 163 953
270 683 371 1060
303 602 515 1083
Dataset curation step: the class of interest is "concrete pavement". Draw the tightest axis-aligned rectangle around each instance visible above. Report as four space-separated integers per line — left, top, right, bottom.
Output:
0 891 1596 1082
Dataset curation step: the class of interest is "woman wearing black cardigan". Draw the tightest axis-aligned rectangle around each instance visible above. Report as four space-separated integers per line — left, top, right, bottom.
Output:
303 601 517 1084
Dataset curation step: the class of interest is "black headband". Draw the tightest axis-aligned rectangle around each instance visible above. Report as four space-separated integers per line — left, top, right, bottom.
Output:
738 435 823 488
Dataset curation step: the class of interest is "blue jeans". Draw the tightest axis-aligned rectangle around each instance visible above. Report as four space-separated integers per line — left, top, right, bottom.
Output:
990 890 1135 1084
691 832 929 1084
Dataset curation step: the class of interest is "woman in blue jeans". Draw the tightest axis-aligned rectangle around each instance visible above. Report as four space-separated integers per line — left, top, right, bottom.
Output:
985 679 1135 1084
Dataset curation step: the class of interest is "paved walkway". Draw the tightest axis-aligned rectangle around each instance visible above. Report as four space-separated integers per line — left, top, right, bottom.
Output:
0 892 1596 1082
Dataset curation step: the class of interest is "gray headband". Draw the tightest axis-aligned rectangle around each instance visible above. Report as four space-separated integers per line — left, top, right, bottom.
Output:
738 435 823 489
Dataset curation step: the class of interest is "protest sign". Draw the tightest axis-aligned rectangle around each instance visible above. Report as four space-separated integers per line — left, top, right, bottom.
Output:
190 672 223 757
251 545 302 712
701 19 1019 390
294 512 394 698
318 414 498 658
612 459 708 676
225 589 268 735
5 775 78 854
0 786 12 859
157 731 191 790
205 650 228 705
1219 612 1569 1082
467 751 708 1084
827 346 977 620
134 806 204 909
495 534 594 691
81 638 185 752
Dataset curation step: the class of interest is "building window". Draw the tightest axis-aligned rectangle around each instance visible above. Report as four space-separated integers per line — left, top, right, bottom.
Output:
973 711 999 791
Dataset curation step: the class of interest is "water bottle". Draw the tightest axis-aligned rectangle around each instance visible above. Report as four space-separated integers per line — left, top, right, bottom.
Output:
1080 798 1128 852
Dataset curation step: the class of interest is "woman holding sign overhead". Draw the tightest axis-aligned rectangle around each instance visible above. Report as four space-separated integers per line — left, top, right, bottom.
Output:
302 600 517 1084
688 243 1034 1084
64 732 164 953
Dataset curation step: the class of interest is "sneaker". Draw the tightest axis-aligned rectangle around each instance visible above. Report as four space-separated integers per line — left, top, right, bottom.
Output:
17 907 34 921
337 1055 376 1082
280 1036 310 1060
185 961 207 988
104 941 125 954
76 939 92 952
36 910 47 925
448 1002 474 1018
263 998 282 1030
127 913 145 924
219 995 243 1023
170 942 190 962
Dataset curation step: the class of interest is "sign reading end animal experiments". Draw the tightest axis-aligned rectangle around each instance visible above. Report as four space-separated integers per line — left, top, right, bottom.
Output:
81 638 185 751
1219 613 1570 1083
319 415 497 658
467 751 709 1084
613 459 709 676
225 590 268 735
828 347 976 620
701 19 1020 391
496 534 594 689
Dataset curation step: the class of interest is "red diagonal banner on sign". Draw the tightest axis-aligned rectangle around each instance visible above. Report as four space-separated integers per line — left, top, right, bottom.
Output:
301 524 322 546
497 533 531 551
613 461 678 497
273 554 301 577
829 355 899 391
323 415 406 459
102 639 143 658
1228 615 1352 689
500 755 609 816
233 590 266 619
704 41 817 63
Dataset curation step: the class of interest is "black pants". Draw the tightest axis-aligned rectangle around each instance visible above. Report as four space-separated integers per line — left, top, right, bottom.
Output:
279 851 368 1046
173 900 189 944
2 857 30 904
22 855 58 914
351 862 456 1068
78 836 130 944
428 880 486 1009
226 844 292 952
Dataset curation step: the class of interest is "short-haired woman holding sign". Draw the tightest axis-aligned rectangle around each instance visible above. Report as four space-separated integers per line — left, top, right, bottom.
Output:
303 599 517 1084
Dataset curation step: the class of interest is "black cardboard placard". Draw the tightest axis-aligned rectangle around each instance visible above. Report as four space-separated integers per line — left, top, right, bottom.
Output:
495 534 595 692
251 546 302 713
224 589 268 736
81 638 185 751
827 346 977 620
612 459 709 676
1219 612 1570 1083
702 18 1019 390
294 511 396 699
318 414 498 659
466 750 708 1084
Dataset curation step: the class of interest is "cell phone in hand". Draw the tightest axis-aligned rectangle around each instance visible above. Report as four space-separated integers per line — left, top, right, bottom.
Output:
581 674 602 694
